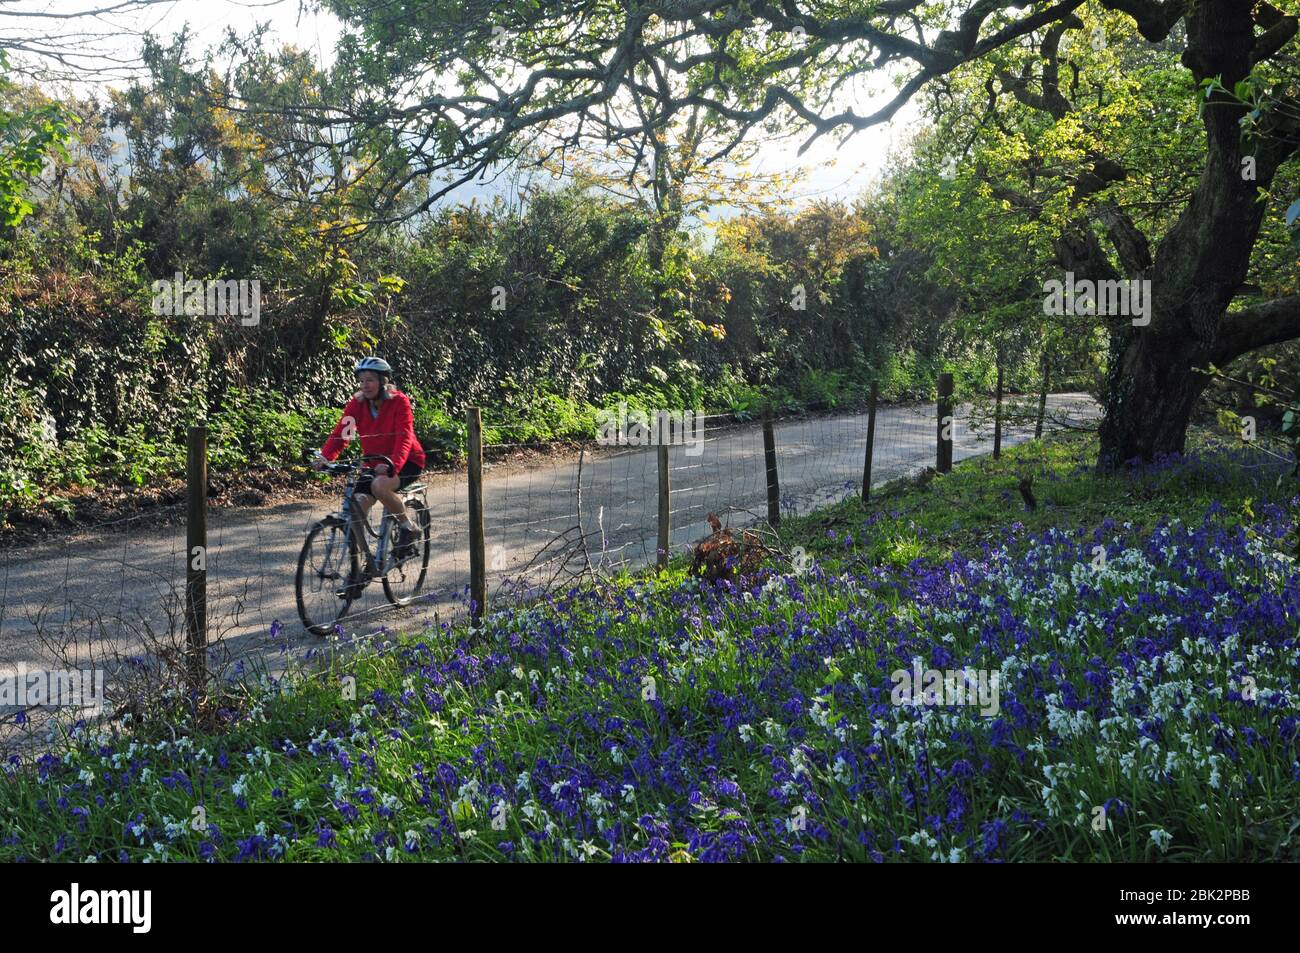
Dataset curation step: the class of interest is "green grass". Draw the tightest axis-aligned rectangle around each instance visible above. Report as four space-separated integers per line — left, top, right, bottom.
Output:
774 429 1294 570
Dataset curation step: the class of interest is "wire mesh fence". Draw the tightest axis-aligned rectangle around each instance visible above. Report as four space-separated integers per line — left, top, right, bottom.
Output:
0 390 1100 750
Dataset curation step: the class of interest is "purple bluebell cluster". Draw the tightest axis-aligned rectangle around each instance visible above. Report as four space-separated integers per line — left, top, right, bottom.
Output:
2 460 1297 861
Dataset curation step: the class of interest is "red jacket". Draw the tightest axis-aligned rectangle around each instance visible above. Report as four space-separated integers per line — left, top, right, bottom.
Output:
320 387 426 472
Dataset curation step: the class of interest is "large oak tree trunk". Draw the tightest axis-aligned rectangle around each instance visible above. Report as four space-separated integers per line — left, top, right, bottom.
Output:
1087 0 1300 468
1096 329 1211 467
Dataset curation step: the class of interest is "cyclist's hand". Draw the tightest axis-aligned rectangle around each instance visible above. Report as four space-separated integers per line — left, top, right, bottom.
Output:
310 454 327 472
372 462 391 477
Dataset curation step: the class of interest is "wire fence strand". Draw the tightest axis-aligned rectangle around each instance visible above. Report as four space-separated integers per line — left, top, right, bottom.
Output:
0 391 1102 749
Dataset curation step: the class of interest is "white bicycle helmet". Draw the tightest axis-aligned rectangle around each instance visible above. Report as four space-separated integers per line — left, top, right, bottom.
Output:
354 356 392 376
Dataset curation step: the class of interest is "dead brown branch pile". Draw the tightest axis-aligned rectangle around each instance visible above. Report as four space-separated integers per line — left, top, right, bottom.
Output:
689 513 775 583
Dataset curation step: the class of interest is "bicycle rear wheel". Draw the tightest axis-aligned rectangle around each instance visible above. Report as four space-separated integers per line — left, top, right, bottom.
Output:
383 498 431 606
296 517 361 636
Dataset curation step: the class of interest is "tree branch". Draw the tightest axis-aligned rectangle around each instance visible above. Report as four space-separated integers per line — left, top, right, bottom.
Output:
1214 296 1300 365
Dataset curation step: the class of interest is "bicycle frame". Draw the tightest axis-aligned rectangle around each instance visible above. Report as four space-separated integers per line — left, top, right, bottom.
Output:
336 470 397 575
334 457 428 577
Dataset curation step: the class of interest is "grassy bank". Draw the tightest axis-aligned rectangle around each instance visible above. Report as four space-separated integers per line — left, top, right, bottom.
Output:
2 431 1297 862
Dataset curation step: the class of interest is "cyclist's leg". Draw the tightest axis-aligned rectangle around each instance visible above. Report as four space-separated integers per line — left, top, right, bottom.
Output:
369 474 409 521
374 465 421 553
392 461 423 530
348 493 380 571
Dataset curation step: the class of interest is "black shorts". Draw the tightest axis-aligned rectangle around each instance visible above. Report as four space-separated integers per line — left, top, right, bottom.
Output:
354 459 422 497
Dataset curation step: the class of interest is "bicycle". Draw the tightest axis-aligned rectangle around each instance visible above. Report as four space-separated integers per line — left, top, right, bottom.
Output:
295 452 432 636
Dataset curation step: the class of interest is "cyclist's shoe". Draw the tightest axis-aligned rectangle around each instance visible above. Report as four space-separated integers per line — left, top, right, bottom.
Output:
395 524 419 560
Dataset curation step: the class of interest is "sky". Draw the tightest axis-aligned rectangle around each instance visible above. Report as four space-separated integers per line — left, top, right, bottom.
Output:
5 0 926 218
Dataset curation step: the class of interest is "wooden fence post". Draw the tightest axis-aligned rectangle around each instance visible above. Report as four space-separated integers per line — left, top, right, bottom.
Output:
1035 351 1050 440
185 423 207 698
467 407 486 621
657 444 670 569
763 411 780 526
937 372 954 474
993 354 1004 460
861 380 878 503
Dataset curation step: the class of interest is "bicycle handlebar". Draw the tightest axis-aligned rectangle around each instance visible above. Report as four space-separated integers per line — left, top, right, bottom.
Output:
311 452 395 477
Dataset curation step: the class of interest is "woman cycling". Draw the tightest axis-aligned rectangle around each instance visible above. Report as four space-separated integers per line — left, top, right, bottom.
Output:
312 357 426 557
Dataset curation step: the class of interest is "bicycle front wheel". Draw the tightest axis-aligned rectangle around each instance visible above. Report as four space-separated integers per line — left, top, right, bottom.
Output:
383 498 430 607
296 517 360 636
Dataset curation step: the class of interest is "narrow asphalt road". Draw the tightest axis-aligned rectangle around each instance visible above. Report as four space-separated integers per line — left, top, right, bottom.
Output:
0 394 1097 703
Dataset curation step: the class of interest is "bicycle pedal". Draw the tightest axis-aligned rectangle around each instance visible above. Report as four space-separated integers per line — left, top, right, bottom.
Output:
336 579 364 600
